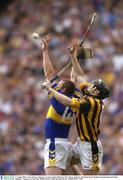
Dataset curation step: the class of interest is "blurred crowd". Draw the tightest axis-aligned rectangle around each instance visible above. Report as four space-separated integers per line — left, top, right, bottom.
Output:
0 0 123 175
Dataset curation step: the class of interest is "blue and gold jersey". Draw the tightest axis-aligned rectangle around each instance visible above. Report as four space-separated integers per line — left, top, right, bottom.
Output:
44 83 82 139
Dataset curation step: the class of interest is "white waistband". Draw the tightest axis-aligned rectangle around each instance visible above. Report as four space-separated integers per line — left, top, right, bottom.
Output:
77 137 101 144
46 138 68 143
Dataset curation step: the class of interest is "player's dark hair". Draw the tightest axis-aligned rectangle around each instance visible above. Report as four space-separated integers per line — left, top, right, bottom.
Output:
61 80 75 95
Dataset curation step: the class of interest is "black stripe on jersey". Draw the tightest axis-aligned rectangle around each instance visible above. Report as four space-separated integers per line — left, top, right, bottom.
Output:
78 113 88 141
83 111 95 142
79 99 92 141
91 98 98 139
79 98 90 113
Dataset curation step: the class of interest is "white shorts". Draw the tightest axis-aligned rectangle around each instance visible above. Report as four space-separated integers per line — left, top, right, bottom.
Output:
73 138 103 171
44 138 73 170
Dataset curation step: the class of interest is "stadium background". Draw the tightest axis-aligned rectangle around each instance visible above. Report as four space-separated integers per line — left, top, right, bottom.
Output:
0 0 123 175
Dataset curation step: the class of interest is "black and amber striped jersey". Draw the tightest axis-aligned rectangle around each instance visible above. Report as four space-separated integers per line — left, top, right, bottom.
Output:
71 96 104 142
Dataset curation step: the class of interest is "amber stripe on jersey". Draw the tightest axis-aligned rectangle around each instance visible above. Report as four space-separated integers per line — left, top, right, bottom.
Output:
78 96 102 142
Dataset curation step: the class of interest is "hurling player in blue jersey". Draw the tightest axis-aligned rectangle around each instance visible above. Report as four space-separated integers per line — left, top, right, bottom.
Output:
41 34 82 175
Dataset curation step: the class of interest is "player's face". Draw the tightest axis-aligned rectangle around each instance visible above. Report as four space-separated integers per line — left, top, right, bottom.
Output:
86 83 99 96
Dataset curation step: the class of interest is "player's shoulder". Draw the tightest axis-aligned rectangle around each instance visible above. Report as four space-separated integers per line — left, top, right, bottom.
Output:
74 88 82 99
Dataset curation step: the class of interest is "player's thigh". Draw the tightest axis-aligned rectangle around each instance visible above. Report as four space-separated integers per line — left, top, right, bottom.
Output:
62 166 74 175
45 167 62 175
55 141 73 169
73 139 103 173
81 169 99 175
44 139 73 171
63 164 83 175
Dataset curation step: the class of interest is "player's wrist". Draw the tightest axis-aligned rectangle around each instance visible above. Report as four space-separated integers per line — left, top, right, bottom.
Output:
70 53 74 57
70 54 77 61
42 48 48 52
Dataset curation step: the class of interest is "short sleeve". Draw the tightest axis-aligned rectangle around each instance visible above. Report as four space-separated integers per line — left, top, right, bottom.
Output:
71 98 81 112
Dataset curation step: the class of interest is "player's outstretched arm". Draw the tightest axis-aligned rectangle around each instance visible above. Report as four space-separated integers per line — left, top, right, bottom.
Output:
49 87 72 106
42 34 55 80
68 38 87 84
70 67 77 86
42 80 72 106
